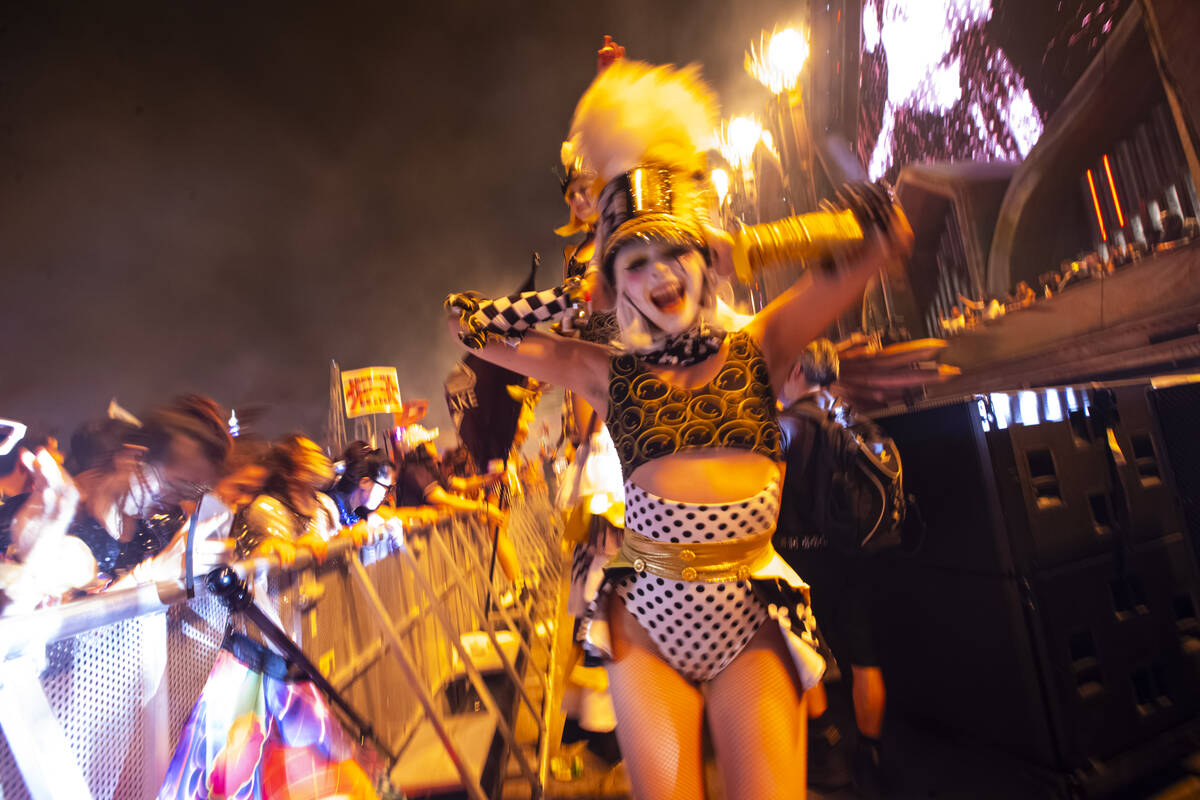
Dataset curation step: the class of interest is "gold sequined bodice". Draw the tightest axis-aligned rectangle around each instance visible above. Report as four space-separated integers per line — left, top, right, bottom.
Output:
605 331 783 478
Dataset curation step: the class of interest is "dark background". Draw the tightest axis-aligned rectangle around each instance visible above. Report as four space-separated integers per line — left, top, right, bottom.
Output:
0 0 799 442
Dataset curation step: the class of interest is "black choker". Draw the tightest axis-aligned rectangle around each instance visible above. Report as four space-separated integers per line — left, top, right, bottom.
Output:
638 323 726 366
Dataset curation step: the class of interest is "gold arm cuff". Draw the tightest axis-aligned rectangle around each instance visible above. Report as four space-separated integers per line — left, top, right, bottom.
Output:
610 528 776 583
732 208 865 283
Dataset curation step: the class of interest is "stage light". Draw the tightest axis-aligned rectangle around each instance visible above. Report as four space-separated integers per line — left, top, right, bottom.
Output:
729 116 763 160
1103 154 1124 228
711 167 731 205
1087 168 1107 241
1018 391 1039 426
718 115 768 171
1044 389 1063 422
990 392 1012 429
977 398 992 431
746 27 810 93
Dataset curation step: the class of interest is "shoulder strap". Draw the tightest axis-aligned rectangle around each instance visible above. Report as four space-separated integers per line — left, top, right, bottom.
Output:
785 400 836 425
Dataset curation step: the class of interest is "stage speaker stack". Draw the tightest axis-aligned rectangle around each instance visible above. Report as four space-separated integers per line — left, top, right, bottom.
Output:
870 380 1200 791
1146 379 1200 564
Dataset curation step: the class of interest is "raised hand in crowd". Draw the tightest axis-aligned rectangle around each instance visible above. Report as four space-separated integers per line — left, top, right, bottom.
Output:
1 448 97 612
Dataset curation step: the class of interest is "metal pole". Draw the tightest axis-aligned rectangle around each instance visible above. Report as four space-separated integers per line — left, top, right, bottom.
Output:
455 514 550 681
427 525 546 728
345 554 490 800
395 538 543 797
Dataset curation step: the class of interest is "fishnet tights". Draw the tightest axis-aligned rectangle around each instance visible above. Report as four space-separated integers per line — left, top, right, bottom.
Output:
607 595 808 800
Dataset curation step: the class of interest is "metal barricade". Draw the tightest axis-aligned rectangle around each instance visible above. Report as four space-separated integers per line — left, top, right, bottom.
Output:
0 485 567 800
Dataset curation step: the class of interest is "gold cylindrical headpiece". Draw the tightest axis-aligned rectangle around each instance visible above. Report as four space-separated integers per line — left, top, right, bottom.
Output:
594 165 711 282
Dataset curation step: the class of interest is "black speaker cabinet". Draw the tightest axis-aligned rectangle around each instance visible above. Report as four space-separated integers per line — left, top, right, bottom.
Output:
1147 380 1200 562
876 398 1016 575
873 391 1200 778
1107 383 1190 545
880 388 1188 574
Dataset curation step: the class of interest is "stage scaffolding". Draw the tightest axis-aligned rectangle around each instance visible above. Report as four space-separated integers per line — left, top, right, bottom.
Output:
0 485 569 800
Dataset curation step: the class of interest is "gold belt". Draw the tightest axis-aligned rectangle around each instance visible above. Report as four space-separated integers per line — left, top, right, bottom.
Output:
611 528 776 583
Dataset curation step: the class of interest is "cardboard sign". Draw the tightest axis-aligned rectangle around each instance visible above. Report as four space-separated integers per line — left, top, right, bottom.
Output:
341 367 403 418
392 399 429 428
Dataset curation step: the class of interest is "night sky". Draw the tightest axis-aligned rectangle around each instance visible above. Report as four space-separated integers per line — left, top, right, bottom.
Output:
0 0 798 444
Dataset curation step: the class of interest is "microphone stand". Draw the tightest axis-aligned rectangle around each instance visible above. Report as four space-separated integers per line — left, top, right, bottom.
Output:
206 566 393 759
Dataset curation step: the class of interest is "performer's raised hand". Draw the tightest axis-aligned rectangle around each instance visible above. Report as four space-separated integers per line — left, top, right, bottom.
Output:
445 291 487 349
835 336 959 408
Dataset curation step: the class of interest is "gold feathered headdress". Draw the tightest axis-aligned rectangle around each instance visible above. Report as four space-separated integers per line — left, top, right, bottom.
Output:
569 60 720 283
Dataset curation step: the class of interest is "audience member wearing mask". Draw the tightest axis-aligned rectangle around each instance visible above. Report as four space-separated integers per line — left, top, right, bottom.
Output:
327 441 394 527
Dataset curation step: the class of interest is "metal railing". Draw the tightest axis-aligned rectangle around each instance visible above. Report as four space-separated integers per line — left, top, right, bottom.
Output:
0 484 567 800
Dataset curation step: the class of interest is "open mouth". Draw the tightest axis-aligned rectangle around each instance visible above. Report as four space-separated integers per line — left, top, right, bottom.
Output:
650 281 685 312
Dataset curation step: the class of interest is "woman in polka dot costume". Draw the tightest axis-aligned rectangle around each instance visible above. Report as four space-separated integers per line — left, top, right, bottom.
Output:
447 60 911 799
614 482 784 681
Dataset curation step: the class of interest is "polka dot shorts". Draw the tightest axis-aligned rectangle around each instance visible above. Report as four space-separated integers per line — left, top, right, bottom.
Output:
614 480 782 681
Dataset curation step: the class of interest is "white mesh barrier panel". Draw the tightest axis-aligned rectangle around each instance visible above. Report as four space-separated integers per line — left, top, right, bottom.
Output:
0 490 566 800
165 591 230 753
0 704 32 800
41 618 149 799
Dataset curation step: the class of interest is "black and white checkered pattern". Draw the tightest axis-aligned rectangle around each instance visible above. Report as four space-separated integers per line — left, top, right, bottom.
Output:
468 284 572 338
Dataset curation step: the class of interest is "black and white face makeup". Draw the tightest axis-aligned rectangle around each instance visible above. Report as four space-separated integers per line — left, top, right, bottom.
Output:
612 238 707 339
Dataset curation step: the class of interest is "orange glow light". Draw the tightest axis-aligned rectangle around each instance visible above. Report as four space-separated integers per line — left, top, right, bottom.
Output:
1103 154 1124 228
1087 169 1107 242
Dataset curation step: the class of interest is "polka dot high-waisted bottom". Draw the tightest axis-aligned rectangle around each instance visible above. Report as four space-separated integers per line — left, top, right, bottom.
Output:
612 479 782 681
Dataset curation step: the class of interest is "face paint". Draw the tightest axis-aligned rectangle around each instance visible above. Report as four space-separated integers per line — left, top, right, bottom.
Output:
613 239 707 338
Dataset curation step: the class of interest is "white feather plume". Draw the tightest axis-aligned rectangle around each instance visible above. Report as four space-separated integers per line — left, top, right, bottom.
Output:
570 60 719 181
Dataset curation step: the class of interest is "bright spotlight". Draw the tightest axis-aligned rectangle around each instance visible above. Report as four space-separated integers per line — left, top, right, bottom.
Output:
728 116 763 163
711 168 730 205
746 26 809 93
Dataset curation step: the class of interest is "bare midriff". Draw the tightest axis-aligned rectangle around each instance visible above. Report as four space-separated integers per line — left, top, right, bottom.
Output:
627 448 782 505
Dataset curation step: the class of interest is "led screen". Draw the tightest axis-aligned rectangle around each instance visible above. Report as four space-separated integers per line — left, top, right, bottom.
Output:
857 0 1132 181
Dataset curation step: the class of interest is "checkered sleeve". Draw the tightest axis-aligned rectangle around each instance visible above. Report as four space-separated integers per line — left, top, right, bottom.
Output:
467 282 578 339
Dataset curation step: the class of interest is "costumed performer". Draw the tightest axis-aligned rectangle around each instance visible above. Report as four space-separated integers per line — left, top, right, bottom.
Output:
445 60 912 799
552 134 625 770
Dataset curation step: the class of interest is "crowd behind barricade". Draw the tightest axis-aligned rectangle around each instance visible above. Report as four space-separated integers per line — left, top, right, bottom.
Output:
0 393 544 617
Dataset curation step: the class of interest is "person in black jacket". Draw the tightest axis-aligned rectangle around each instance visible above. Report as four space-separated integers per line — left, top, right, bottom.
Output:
776 340 889 797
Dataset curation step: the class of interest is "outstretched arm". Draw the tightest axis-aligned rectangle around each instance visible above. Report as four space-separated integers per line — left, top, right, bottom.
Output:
445 306 610 415
732 184 914 388
447 279 585 349
745 233 908 389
